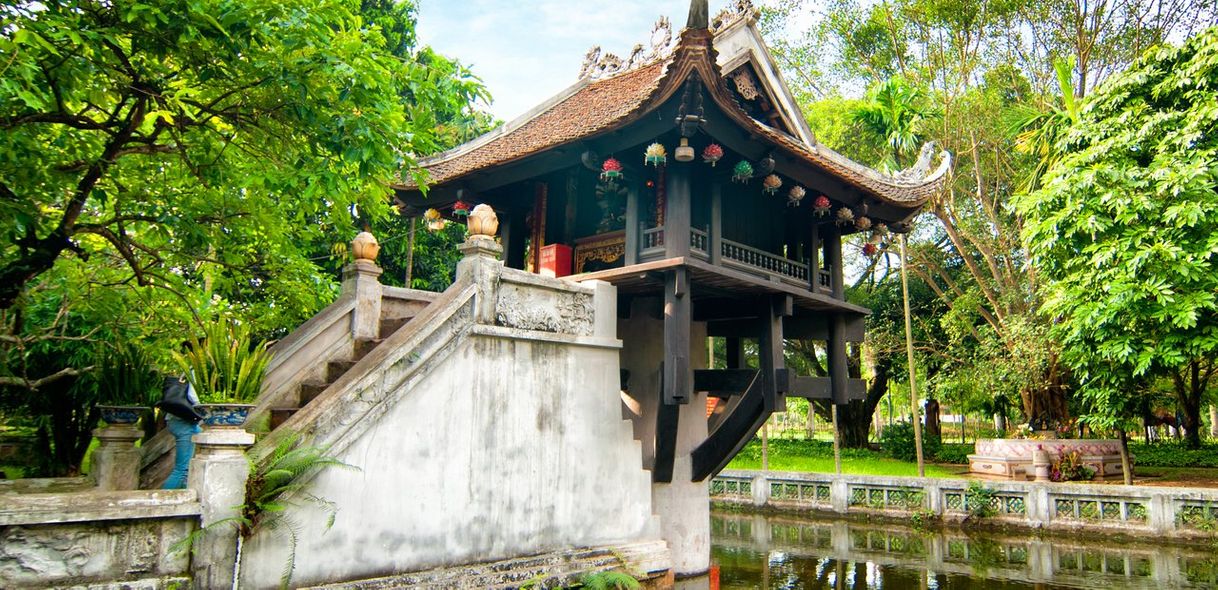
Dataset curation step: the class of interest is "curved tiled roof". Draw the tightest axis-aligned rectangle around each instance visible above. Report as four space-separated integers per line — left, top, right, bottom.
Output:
398 26 950 209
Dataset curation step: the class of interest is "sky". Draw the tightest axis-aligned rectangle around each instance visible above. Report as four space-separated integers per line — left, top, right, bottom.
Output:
417 0 734 122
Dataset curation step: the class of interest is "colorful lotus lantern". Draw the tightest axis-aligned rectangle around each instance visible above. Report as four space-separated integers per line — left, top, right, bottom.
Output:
702 143 724 166
854 215 872 231
452 200 470 217
813 195 832 216
644 143 667 166
423 208 446 232
862 243 878 257
787 185 806 207
762 174 782 195
601 157 624 185
836 207 854 225
732 160 754 183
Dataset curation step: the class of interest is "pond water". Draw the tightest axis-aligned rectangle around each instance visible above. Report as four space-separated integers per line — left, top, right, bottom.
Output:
708 510 1218 589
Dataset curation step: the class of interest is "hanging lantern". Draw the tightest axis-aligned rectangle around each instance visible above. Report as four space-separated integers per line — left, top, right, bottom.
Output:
868 231 883 245
452 200 470 217
702 143 724 166
854 215 872 231
674 137 695 162
731 160 754 183
862 243 878 257
423 208 446 232
874 223 889 236
600 157 624 185
762 174 782 195
644 142 667 166
787 185 806 207
813 195 832 216
836 207 854 224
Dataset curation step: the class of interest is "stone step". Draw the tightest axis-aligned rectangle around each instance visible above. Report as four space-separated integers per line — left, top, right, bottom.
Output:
379 316 412 337
299 380 329 406
327 359 356 383
269 408 298 430
353 338 381 361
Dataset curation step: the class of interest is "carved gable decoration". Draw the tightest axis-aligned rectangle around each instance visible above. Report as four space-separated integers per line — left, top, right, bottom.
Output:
731 69 760 101
579 17 673 80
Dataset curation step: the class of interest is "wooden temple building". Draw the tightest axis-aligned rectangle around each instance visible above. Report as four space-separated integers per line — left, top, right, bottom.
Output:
396 1 949 492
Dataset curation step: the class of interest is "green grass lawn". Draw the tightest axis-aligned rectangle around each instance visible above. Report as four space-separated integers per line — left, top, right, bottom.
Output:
725 438 960 478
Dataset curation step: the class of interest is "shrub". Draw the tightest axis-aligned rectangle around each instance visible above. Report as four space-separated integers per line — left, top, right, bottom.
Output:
934 443 974 465
880 422 940 462
1127 442 1218 469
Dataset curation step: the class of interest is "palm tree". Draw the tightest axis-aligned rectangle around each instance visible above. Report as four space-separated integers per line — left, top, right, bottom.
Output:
851 77 933 172
1013 57 1081 192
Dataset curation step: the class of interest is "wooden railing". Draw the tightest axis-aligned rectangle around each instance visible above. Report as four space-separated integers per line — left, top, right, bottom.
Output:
640 226 665 259
690 227 709 260
720 238 809 283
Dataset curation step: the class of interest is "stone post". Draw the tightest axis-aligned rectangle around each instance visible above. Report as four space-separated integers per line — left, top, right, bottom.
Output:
456 205 504 325
751 473 769 507
342 231 383 341
188 427 255 590
90 424 142 491
1032 448 1051 482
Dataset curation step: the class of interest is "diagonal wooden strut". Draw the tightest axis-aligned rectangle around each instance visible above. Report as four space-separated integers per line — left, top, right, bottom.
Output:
690 371 769 482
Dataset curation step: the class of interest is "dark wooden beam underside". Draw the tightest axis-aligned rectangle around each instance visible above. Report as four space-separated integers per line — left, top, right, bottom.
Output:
691 371 769 482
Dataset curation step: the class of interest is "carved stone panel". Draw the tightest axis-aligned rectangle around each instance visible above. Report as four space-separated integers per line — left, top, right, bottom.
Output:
495 283 595 336
0 517 192 588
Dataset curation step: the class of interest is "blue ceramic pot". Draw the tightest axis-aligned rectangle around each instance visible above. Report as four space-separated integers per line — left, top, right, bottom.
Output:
198 404 256 427
97 405 147 425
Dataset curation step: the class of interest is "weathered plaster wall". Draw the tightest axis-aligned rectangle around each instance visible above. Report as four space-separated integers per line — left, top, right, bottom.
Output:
239 265 663 589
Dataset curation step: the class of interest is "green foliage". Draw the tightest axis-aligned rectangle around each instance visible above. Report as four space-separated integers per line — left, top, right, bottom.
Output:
880 422 941 462
577 571 640 590
1128 442 1218 468
1050 451 1095 482
934 443 973 465
851 77 935 171
92 342 161 406
966 481 997 518
173 318 271 403
1015 27 1218 438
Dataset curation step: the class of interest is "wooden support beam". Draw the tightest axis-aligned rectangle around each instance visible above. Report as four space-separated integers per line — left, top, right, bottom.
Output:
725 337 743 369
694 369 757 395
653 399 679 483
664 268 691 405
690 372 769 482
785 376 867 400
707 314 865 341
759 295 785 412
828 314 849 405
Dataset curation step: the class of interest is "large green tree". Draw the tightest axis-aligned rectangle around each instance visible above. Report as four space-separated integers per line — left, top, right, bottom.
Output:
0 0 454 309
1016 27 1218 448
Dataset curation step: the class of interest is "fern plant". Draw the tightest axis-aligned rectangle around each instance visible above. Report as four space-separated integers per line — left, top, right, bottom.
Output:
172 318 271 403
173 432 357 589
94 342 161 406
578 570 640 590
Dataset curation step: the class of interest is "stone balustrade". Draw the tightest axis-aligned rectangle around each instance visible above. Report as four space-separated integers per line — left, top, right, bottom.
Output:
714 470 1218 537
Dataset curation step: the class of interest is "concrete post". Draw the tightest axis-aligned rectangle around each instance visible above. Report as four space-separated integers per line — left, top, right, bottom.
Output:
1032 448 1051 482
188 427 255 590
342 259 383 341
90 424 142 491
751 474 769 507
830 477 849 514
456 237 504 325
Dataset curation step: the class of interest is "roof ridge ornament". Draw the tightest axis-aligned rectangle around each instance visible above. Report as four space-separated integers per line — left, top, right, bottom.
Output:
710 1 758 33
578 17 673 81
892 142 939 181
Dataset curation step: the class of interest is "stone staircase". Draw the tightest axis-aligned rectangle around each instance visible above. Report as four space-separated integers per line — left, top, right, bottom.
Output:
268 315 415 430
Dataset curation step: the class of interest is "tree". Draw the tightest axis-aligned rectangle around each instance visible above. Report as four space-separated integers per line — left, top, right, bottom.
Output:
0 0 461 309
1016 27 1218 448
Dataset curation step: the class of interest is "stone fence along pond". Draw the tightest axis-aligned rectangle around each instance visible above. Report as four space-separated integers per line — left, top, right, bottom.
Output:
712 470 1218 536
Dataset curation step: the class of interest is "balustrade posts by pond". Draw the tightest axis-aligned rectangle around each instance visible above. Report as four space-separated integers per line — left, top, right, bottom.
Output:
188 427 255 590
90 424 142 491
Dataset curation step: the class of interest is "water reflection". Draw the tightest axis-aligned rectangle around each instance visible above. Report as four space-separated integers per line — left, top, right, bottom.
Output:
710 510 1218 589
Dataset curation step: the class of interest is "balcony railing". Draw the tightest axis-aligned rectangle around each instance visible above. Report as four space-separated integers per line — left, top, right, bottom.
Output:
631 225 838 297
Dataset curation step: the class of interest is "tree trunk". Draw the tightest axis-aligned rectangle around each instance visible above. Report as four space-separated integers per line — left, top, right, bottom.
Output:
1117 427 1133 485
924 398 941 439
813 345 891 449
1210 405 1218 438
1173 360 1206 450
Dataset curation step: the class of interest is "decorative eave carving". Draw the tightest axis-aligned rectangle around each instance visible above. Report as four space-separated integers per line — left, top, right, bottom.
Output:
710 0 759 33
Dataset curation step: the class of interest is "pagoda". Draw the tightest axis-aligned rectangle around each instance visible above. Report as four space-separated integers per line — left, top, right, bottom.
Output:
395 0 949 574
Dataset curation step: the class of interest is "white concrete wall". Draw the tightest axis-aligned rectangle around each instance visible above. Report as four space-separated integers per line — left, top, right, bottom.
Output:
239 267 661 589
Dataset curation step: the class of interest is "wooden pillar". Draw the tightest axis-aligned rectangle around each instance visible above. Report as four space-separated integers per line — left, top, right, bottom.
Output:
808 222 820 291
502 208 528 270
825 227 844 299
828 314 849 406
665 164 691 259
562 170 578 244
759 295 789 413
663 267 691 405
710 182 723 264
625 183 640 265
